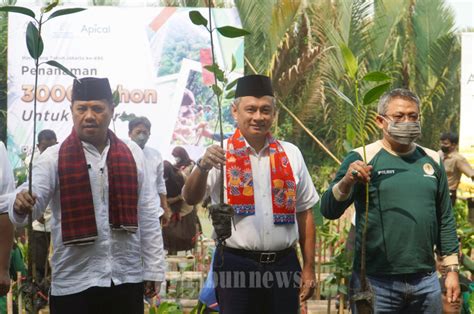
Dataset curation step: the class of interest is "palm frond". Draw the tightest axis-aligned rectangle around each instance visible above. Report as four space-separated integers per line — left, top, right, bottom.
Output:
236 0 301 74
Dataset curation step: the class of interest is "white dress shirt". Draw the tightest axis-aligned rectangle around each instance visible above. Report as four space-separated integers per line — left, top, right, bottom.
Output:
9 140 165 296
29 150 52 232
205 139 319 251
0 142 15 214
143 146 166 217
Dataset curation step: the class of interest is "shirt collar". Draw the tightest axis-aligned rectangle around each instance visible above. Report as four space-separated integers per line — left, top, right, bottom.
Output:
81 139 111 158
242 136 270 156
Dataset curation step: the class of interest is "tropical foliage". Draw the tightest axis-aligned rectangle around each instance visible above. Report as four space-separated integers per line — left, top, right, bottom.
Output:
235 0 462 189
0 0 470 309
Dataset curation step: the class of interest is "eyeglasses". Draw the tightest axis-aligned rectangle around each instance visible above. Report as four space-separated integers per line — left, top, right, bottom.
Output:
382 113 419 122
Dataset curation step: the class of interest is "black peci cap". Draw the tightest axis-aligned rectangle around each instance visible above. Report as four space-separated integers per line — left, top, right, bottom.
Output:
72 77 113 102
234 75 274 98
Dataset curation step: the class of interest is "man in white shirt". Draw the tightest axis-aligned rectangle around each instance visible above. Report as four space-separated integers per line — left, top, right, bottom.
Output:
31 129 57 283
10 77 165 314
128 116 170 224
183 75 319 314
0 142 15 296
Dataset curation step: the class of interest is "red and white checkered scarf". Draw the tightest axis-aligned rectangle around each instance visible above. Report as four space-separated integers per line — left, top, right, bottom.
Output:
58 129 138 245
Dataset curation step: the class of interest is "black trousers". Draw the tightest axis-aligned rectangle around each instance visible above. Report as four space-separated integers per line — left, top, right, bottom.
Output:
213 248 301 314
49 282 144 314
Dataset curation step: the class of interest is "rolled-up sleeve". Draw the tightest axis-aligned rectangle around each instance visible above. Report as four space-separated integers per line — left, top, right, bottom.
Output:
8 148 57 226
133 145 165 282
156 153 167 195
0 142 15 214
294 148 319 212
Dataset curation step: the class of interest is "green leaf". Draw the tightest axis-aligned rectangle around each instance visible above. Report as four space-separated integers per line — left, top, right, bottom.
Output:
231 55 236 72
157 301 181 314
346 123 356 144
363 82 391 105
118 112 137 122
362 71 391 82
189 10 207 27
0 6 35 18
338 285 348 295
26 22 43 59
340 44 358 79
47 8 86 21
112 89 120 108
216 26 250 38
212 84 223 97
45 60 77 78
204 64 224 82
225 90 235 99
225 78 238 91
41 0 58 13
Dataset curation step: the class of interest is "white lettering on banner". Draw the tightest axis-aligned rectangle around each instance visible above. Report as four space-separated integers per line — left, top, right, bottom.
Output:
7 7 244 168
116 85 157 104
20 84 158 104
22 109 70 122
20 110 141 123
81 24 111 35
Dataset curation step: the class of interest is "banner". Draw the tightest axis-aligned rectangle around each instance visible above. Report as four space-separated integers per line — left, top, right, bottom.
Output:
459 32 474 197
7 6 243 171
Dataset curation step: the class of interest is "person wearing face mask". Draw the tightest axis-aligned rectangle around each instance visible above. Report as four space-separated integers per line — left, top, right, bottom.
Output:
438 132 474 206
171 146 195 177
321 88 460 313
128 117 171 225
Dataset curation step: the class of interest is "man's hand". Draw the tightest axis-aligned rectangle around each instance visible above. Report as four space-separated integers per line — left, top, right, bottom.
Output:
13 190 37 216
200 145 226 171
144 281 162 298
299 268 316 302
0 269 10 296
160 206 172 227
444 271 460 303
344 161 372 184
154 281 162 295
336 161 373 195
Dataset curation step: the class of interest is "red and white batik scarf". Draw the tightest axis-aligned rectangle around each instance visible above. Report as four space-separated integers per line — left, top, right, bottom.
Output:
226 129 296 224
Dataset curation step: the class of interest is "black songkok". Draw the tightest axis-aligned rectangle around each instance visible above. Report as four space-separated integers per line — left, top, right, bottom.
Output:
234 75 274 98
72 77 113 102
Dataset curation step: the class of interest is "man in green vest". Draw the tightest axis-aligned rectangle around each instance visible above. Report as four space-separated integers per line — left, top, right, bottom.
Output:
320 88 460 313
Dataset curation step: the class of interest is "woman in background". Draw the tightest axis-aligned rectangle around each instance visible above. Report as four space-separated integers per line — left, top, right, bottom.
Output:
162 161 200 254
171 146 195 177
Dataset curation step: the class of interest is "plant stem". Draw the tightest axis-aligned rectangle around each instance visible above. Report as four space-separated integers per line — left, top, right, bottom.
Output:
355 79 370 291
27 15 44 289
207 3 225 204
